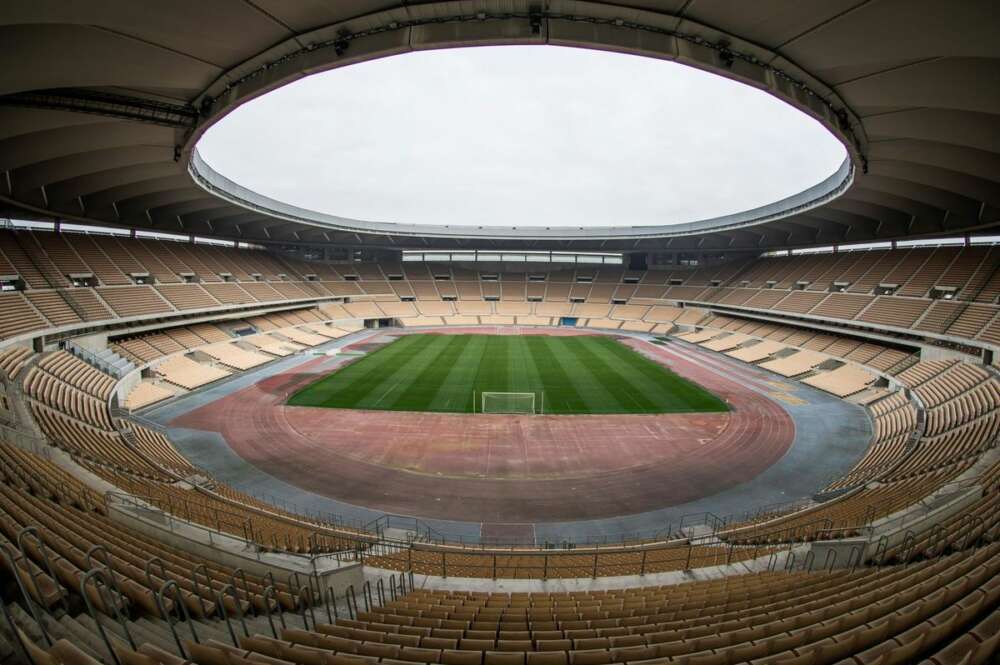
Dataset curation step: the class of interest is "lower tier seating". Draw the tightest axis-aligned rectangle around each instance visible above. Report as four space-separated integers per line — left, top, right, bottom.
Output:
5 541 998 665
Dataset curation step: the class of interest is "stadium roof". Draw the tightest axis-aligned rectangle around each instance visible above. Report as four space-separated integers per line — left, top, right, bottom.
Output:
1 1 998 252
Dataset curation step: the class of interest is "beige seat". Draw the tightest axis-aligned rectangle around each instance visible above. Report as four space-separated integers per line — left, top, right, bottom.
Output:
441 650 482 665
484 652 526 665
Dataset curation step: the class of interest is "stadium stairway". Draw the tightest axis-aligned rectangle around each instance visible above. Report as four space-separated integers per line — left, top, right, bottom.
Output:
65 342 135 381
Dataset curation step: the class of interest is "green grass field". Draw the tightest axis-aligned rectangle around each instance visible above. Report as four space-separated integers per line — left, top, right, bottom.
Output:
288 334 728 415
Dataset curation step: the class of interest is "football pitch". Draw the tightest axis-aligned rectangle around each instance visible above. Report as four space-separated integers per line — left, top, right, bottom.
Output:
288 334 728 415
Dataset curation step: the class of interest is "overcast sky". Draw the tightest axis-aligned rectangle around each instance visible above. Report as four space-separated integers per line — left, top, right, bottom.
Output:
197 45 847 228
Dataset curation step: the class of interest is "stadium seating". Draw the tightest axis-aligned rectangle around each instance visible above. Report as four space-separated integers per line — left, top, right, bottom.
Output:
0 440 299 617
6 536 999 665
0 230 996 353
153 356 231 392
1 232 999 595
270 551 1000 665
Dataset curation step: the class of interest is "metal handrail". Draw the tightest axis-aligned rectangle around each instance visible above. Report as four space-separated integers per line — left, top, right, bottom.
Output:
189 563 211 618
0 547 53 647
262 586 284 638
215 583 249 646
847 546 863 572
229 568 252 616
143 557 169 617
17 527 68 617
155 579 199 658
85 545 125 606
363 580 373 611
106 487 831 575
295 585 316 631
961 514 986 550
107 491 372 562
110 491 260 540
311 571 331 623
327 586 340 622
926 524 948 558
802 550 816 572
784 551 797 572
80 567 136 665
346 585 358 620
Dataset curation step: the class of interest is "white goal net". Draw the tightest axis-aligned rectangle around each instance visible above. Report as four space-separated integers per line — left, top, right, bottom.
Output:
480 391 538 414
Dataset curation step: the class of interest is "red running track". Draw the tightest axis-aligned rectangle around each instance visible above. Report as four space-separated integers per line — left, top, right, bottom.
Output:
172 334 794 523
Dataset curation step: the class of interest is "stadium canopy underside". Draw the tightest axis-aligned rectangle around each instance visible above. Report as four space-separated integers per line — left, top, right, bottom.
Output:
1 1 998 252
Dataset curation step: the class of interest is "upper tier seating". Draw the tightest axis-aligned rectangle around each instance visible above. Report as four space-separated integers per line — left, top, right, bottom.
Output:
0 345 33 378
0 229 995 357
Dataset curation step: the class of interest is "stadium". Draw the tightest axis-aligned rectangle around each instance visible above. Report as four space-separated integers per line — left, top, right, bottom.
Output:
0 2 998 665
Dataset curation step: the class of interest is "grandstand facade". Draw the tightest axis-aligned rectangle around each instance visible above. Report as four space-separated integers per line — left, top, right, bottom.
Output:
1 3 999 665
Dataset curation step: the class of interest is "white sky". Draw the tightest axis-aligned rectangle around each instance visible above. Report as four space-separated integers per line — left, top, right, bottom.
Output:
197 45 847 228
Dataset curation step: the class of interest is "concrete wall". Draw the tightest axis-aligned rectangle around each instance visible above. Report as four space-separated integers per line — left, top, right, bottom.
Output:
71 331 110 353
806 538 868 570
920 346 979 363
114 367 143 406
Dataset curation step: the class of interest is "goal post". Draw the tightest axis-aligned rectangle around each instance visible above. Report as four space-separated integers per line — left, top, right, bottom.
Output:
479 391 540 414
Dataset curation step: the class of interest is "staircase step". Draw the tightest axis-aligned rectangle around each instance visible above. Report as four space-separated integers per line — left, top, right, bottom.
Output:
241 614 282 639
137 617 201 652
100 616 175 656
0 606 35 665
0 626 15 664
280 611 308 630
36 613 75 646
127 617 186 657
194 618 240 646
6 604 47 647
128 619 181 655
136 616 222 649
74 613 137 657
57 615 111 663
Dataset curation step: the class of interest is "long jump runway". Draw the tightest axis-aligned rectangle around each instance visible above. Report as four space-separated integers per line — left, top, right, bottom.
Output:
152 328 872 543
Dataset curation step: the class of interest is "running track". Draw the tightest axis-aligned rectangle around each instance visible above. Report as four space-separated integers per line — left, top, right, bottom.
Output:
172 332 794 524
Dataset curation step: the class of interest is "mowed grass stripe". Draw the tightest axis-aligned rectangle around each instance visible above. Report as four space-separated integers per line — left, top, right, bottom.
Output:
384 334 464 411
479 335 511 393
524 336 588 413
338 335 443 408
289 333 728 415
574 337 680 412
397 335 477 412
598 339 729 412
514 336 548 402
508 336 542 395
562 336 663 413
425 335 488 413
540 336 622 413
287 334 431 407
362 335 455 409
584 338 683 411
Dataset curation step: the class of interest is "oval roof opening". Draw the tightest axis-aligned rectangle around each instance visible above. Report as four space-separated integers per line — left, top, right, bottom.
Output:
197 45 848 229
